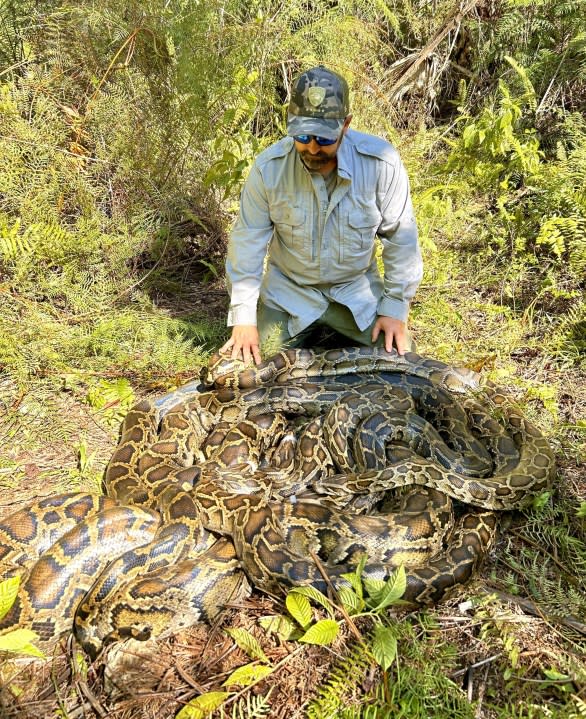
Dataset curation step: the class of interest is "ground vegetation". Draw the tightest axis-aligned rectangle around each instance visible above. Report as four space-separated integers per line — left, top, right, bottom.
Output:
0 0 584 717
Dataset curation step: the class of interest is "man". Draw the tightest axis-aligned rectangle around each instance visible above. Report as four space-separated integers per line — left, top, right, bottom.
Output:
221 65 422 365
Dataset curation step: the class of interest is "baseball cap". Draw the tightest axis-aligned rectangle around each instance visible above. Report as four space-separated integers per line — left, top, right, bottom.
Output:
287 65 350 140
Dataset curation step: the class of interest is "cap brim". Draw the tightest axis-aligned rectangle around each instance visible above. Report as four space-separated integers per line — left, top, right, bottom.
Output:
287 115 344 140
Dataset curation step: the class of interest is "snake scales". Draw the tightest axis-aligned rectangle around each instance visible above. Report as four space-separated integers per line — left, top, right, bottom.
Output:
0 347 555 658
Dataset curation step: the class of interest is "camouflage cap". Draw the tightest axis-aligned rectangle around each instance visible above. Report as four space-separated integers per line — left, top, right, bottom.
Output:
287 65 350 140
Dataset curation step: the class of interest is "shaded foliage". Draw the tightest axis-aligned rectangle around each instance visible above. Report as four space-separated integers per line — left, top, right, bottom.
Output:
0 1 584 717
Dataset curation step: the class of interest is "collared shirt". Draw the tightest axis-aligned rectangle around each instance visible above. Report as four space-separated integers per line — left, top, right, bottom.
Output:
226 128 423 337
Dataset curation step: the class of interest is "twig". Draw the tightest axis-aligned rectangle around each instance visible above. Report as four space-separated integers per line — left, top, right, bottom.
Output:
386 0 482 99
451 653 501 679
175 662 205 692
0 136 109 164
50 657 69 717
490 589 586 637
308 549 366 646
76 679 107 717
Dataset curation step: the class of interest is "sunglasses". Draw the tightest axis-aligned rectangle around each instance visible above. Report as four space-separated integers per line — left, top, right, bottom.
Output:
293 134 338 146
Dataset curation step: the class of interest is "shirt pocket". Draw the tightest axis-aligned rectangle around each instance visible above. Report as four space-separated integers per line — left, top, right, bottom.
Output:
341 205 381 262
270 203 306 250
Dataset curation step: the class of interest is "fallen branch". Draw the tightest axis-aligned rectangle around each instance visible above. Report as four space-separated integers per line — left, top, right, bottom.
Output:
386 0 482 98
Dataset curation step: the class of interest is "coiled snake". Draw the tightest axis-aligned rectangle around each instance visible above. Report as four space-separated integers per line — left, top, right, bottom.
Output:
0 347 555 658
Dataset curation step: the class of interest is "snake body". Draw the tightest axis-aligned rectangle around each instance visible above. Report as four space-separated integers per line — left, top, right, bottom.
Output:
0 347 555 656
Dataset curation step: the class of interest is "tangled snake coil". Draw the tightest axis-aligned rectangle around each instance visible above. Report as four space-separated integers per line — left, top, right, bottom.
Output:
0 347 555 658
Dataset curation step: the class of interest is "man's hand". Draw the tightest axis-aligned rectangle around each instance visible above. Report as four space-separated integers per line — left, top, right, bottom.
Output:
220 325 262 365
371 316 408 355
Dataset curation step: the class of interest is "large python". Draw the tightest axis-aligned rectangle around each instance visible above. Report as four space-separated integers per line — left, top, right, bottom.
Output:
0 347 555 658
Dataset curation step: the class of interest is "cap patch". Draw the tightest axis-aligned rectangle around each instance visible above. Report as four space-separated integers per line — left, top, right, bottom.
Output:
308 86 326 107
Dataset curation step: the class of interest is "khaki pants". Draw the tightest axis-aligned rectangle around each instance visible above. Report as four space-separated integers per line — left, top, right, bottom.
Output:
258 301 415 352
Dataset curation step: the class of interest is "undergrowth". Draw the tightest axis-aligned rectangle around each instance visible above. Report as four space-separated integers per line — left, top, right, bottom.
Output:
0 1 584 718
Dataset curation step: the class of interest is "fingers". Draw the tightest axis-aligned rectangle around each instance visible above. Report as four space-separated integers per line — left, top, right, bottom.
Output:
385 327 406 355
251 344 262 366
222 326 262 365
240 343 252 364
373 316 407 356
219 337 234 354
236 340 262 366
392 331 406 355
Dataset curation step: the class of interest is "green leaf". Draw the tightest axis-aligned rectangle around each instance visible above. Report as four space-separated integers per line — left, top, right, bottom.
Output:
337 587 364 615
286 592 312 630
0 577 20 620
258 614 299 641
363 577 386 605
371 625 397 671
223 662 273 687
176 691 231 719
543 669 571 682
0 628 44 658
340 554 367 599
531 491 551 513
298 619 339 646
225 628 269 663
290 586 334 617
370 566 407 611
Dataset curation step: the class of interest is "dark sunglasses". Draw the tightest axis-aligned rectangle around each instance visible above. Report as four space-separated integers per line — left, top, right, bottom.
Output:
293 134 338 146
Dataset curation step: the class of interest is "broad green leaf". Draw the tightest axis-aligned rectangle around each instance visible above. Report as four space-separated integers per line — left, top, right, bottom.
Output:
290 586 334 617
298 619 339 646
258 614 299 641
363 577 386 605
371 566 407 611
371 625 397 670
286 592 312 630
176 691 231 719
340 554 367 599
223 662 273 687
543 669 571 682
340 571 362 596
0 577 20 620
337 587 364 615
13 643 45 658
225 628 269 663
0 629 44 658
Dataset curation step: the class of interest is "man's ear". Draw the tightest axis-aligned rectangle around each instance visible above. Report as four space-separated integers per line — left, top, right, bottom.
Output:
343 115 353 132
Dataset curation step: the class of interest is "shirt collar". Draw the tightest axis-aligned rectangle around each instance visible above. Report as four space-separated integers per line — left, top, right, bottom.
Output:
336 130 353 180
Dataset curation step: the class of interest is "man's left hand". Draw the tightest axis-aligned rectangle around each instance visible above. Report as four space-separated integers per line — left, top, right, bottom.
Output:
371 316 408 355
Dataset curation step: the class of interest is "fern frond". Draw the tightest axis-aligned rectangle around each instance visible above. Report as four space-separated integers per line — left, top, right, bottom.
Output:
504 55 537 110
307 644 371 719
229 690 272 719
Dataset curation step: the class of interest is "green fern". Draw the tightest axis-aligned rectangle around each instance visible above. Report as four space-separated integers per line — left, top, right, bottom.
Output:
498 501 586 638
307 644 372 719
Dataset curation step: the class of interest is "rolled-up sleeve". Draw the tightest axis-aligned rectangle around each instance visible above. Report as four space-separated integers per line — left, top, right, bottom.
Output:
376 158 423 322
225 164 273 326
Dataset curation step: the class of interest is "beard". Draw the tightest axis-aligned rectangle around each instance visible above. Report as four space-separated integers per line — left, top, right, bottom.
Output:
300 152 333 171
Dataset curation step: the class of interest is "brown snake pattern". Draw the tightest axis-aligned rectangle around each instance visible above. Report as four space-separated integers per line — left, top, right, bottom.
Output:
0 347 555 657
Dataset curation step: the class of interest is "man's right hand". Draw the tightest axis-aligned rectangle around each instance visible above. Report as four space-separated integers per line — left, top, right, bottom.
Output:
220 325 262 365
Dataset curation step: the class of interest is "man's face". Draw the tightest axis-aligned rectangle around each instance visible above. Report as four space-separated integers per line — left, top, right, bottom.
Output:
293 116 352 173
294 134 342 171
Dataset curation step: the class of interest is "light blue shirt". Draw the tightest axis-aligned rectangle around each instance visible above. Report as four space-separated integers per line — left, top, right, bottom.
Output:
226 128 423 337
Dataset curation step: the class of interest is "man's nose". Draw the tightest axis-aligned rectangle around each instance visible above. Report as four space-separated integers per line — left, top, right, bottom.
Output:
307 139 321 154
